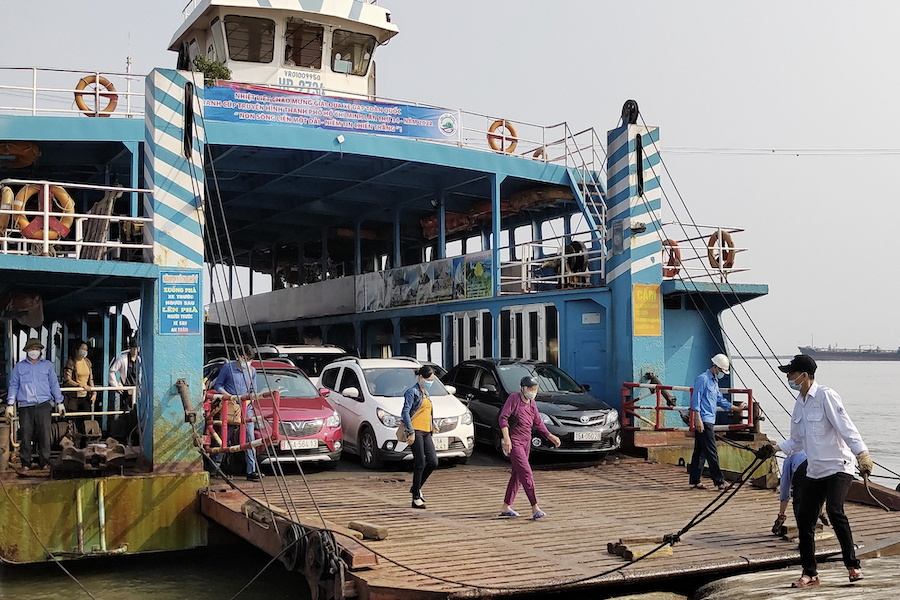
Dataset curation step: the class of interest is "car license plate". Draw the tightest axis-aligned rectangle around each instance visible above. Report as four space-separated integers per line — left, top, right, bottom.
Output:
281 439 318 450
574 431 603 442
433 436 449 451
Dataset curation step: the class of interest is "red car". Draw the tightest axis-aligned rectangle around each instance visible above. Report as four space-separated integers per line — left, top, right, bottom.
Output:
204 360 342 468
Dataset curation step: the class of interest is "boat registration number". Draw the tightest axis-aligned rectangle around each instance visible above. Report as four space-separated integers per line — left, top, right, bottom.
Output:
433 437 449 451
574 431 603 442
281 439 318 450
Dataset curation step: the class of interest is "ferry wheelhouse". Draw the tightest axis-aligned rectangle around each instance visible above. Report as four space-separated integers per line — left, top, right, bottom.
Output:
0 0 767 565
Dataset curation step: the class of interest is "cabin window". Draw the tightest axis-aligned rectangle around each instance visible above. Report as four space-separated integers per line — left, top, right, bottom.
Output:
188 39 200 64
331 30 376 76
224 15 275 63
285 19 324 69
210 17 226 63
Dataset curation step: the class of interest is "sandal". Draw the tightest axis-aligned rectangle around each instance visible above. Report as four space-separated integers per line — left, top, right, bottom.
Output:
790 575 819 588
849 567 863 582
690 483 709 490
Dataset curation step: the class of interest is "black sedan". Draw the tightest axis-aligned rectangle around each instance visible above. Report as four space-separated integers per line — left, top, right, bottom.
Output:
441 358 620 456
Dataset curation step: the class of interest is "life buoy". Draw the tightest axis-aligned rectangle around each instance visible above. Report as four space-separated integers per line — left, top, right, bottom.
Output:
707 231 736 270
662 239 681 277
532 146 547 160
13 185 75 240
0 142 41 169
74 75 118 117
487 119 518 153
0 186 13 236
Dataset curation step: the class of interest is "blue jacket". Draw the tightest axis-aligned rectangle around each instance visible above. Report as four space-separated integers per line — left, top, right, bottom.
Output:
779 450 809 502
214 362 257 396
401 383 428 431
690 369 733 424
8 358 63 407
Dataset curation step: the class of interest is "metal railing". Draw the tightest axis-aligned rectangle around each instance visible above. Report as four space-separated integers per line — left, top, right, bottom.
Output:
0 67 144 118
500 232 603 294
659 222 749 283
621 382 756 433
0 179 152 260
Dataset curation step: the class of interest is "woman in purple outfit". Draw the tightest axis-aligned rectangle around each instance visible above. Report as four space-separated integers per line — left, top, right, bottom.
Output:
499 376 561 519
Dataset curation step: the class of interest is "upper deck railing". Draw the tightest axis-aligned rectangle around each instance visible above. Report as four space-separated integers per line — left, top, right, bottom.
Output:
0 67 606 171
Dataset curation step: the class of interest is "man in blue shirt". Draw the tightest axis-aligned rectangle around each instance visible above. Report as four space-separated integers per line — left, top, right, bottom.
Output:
212 345 260 481
688 354 744 490
7 338 64 470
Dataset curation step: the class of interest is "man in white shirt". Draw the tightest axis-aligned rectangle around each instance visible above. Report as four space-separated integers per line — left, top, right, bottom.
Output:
759 354 872 587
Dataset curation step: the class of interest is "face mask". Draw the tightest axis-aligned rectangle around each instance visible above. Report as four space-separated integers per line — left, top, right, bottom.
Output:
77 350 88 359
715 371 725 381
789 376 803 391
523 390 537 401
422 379 434 389
27 350 41 360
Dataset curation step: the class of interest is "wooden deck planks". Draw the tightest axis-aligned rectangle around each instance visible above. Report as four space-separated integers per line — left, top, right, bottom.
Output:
226 457 900 596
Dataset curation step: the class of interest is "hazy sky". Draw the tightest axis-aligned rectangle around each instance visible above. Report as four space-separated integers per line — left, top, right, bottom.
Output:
3 1 899 356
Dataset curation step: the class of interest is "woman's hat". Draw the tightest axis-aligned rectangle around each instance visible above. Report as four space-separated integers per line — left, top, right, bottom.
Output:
520 375 538 388
24 338 44 350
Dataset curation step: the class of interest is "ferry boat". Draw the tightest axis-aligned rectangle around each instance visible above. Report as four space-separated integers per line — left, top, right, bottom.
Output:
0 0 789 597
799 345 900 361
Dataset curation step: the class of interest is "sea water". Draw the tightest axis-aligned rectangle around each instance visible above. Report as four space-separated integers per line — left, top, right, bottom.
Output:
3 359 897 599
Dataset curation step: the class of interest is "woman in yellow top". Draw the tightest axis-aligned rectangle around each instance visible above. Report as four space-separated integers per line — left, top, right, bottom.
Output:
63 339 95 415
401 365 439 509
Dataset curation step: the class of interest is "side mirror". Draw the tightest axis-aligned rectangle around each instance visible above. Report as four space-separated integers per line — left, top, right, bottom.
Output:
444 384 456 395
318 388 330 397
480 384 497 393
582 383 591 392
343 387 361 400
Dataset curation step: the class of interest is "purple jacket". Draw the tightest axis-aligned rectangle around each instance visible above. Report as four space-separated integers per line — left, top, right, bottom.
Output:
499 392 552 443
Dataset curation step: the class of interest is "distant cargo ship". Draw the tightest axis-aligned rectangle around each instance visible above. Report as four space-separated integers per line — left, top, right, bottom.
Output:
799 345 900 361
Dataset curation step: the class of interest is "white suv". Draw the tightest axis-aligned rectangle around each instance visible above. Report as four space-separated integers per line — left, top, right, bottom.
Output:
319 357 475 469
256 344 347 384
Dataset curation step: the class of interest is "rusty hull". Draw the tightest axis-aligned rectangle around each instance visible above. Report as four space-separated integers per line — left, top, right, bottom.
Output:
0 471 208 563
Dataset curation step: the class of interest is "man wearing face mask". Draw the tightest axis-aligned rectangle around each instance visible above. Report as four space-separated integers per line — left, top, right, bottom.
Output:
756 354 869 587
108 338 141 411
6 338 64 470
688 354 745 490
212 345 260 481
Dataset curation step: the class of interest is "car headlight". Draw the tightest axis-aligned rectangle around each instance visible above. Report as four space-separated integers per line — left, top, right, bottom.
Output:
606 410 620 425
376 408 401 427
539 412 554 426
326 410 341 428
461 410 473 425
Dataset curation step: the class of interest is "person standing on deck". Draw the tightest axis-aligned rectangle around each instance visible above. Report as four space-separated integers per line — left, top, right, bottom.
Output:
108 338 141 411
62 339 95 416
212 344 260 482
498 376 561 519
6 338 64 470
756 354 871 587
402 365 439 509
688 354 745 490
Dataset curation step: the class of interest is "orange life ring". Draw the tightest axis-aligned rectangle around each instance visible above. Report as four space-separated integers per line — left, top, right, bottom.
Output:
12 185 75 240
74 75 118 117
0 186 13 236
487 119 518 153
707 231 736 269
532 146 547 160
662 239 681 277
0 141 41 169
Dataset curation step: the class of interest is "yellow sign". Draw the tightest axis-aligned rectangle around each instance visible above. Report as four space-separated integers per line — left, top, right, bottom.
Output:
633 284 661 337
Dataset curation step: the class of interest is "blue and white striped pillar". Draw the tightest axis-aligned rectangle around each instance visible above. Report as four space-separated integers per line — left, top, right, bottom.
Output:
142 68 205 468
606 123 666 390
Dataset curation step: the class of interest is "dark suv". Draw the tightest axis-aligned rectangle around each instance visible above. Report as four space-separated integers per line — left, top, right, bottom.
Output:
441 358 620 456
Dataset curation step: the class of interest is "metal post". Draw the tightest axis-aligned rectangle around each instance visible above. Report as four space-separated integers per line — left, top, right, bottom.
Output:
31 68 37 116
41 184 50 256
354 221 361 276
437 189 446 259
75 485 84 554
490 173 502 298
97 480 107 552
103 311 112 421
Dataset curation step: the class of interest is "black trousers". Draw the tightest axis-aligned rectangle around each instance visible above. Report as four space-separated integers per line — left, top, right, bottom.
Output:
19 401 52 468
798 472 858 576
688 424 724 486
410 431 438 499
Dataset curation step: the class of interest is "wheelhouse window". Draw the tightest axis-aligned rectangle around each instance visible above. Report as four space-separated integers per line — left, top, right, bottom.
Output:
285 19 324 69
224 15 275 63
331 30 376 76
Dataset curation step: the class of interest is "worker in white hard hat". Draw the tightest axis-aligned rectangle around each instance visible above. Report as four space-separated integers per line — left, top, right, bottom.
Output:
688 353 746 490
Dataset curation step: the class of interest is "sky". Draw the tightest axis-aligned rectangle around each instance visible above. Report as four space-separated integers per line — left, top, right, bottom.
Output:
3 0 899 357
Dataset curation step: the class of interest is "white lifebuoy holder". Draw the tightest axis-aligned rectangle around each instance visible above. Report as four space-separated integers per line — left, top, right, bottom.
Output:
74 75 118 117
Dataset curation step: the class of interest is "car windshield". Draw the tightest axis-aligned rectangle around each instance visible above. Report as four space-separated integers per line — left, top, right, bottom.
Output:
496 364 584 394
363 367 449 398
256 369 319 398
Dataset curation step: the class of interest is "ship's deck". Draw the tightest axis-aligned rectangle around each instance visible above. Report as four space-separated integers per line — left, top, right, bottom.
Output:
203 456 900 598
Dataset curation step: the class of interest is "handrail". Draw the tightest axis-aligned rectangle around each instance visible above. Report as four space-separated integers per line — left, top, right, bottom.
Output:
621 381 756 433
0 68 144 118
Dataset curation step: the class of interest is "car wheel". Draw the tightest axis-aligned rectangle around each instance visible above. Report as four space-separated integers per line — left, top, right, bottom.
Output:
359 427 383 469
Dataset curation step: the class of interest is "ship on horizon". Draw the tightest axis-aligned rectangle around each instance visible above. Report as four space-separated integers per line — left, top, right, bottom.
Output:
799 344 900 361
